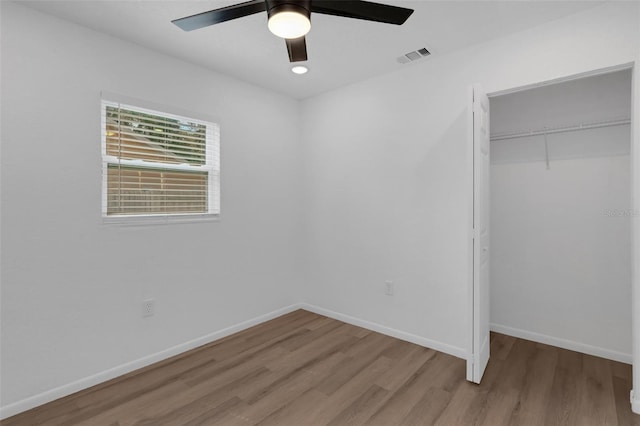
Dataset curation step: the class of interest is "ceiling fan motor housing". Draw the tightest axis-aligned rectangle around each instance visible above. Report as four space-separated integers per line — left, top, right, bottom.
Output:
266 0 312 21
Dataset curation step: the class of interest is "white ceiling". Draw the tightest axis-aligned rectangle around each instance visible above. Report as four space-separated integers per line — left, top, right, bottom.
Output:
19 0 603 99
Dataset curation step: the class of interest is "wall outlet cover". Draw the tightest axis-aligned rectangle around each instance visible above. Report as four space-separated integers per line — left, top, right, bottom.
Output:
142 299 155 317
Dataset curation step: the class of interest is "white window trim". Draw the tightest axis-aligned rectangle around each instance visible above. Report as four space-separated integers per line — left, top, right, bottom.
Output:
100 92 220 225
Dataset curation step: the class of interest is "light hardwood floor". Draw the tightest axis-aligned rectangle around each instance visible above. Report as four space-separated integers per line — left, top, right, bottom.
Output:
2 309 639 425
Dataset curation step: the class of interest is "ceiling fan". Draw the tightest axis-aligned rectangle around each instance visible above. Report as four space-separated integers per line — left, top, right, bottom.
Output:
172 0 414 63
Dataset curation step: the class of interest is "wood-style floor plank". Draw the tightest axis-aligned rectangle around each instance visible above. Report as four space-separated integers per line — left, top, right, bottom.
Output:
374 345 436 392
326 384 389 426
506 345 558 425
365 351 465 425
544 348 584 425
2 309 638 426
400 387 452 426
255 389 328 426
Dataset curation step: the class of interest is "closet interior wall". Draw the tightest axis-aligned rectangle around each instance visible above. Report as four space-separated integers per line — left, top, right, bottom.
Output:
489 69 633 363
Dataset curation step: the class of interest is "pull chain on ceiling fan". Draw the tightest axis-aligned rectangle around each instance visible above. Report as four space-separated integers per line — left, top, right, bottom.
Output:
172 0 414 63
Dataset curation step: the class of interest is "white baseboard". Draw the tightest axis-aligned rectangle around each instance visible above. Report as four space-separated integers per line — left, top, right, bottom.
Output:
300 303 467 359
0 303 304 420
490 323 632 364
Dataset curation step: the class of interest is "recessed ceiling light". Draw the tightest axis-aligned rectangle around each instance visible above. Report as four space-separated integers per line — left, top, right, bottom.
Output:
291 65 308 75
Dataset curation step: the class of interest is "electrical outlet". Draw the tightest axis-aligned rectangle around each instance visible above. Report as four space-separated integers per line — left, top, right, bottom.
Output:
385 281 394 296
142 299 155 317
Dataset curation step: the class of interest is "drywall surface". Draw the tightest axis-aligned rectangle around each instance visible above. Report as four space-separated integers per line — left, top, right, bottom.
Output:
2 0 640 417
300 1 639 357
490 72 632 361
491 129 631 360
632 12 640 412
491 69 632 137
0 2 303 410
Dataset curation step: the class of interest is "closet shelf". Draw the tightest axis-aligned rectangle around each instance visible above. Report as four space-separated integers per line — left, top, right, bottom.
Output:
490 117 631 142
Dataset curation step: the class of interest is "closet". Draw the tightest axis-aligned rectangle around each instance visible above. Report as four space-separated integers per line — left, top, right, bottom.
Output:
489 69 633 362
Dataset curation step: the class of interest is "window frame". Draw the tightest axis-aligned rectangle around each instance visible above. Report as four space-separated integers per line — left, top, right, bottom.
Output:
100 94 220 225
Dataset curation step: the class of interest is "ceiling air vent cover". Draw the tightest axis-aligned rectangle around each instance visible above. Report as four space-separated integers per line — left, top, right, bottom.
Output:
397 47 431 64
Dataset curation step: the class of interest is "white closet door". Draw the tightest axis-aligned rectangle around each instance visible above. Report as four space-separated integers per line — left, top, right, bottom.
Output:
470 85 490 384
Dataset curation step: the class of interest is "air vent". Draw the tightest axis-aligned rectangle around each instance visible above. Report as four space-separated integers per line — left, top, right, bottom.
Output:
405 51 421 61
397 47 431 64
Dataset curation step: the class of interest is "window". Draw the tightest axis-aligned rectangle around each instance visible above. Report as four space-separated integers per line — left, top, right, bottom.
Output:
101 99 220 222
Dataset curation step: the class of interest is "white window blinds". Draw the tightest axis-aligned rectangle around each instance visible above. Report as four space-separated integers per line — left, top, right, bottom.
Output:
101 100 220 219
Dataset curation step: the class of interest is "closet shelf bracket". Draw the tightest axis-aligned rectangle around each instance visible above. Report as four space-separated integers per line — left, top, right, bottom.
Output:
544 131 550 170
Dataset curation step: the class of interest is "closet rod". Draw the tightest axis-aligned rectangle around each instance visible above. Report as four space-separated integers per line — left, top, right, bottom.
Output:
490 118 631 142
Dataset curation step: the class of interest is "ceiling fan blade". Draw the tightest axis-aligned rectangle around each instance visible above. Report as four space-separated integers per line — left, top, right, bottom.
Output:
311 1 413 25
172 0 267 31
286 37 308 62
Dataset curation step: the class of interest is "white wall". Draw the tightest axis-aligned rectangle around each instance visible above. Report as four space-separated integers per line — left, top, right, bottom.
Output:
490 70 633 137
2 0 640 418
632 7 640 412
490 131 631 361
0 2 303 413
489 72 632 362
300 1 639 359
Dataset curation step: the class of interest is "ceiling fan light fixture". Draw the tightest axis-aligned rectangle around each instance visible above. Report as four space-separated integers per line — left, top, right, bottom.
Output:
267 4 311 39
173 0 414 63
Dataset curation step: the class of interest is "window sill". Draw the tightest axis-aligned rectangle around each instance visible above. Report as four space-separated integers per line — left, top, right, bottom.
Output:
102 213 220 226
